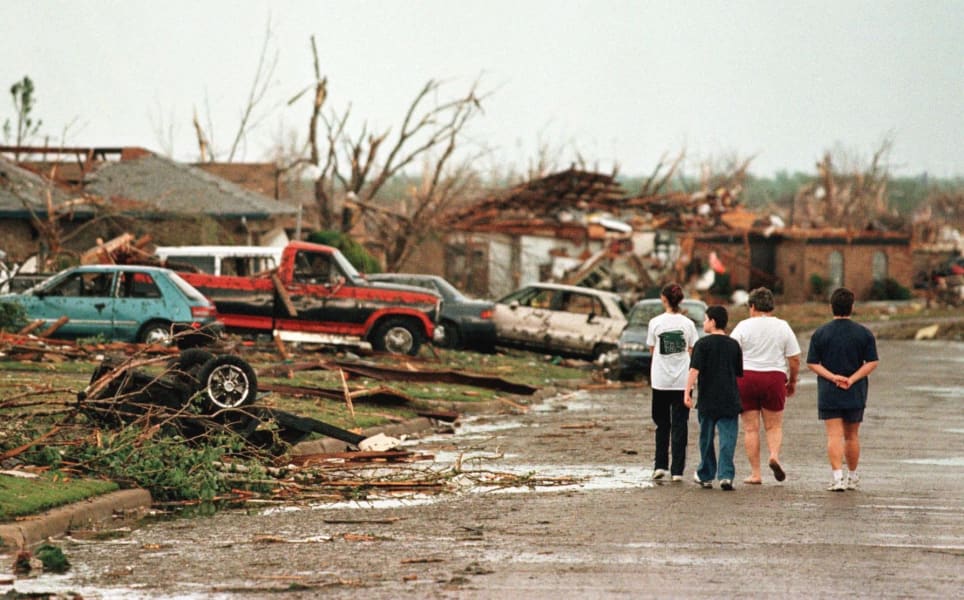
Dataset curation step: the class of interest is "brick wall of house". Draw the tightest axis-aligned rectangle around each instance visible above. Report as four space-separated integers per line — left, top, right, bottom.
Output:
793 240 913 301
693 234 913 302
0 221 37 262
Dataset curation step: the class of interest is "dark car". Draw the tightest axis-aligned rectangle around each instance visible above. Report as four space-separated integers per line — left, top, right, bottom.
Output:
2 264 222 345
367 273 497 351
616 298 707 381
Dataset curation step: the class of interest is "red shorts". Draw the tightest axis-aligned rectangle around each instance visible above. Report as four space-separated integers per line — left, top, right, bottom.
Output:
738 370 787 412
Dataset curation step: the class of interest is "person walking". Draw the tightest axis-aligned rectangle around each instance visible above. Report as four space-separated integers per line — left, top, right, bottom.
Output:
646 283 700 482
806 288 879 492
684 305 743 490
730 287 801 484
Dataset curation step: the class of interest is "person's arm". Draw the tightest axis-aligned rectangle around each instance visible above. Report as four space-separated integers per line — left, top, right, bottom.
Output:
683 367 699 408
846 360 879 388
786 354 800 397
807 361 836 382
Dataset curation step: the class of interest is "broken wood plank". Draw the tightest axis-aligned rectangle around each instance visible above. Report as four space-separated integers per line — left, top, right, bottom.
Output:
38 316 69 338
17 320 46 336
272 332 289 360
271 273 298 317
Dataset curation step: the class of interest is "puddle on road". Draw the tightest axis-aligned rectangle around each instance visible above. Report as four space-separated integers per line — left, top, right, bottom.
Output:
906 385 964 400
530 390 596 413
900 456 964 467
277 390 660 512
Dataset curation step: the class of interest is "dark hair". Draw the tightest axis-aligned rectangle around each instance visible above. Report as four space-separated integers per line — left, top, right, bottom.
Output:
661 282 684 311
830 287 855 317
747 287 775 313
706 305 729 330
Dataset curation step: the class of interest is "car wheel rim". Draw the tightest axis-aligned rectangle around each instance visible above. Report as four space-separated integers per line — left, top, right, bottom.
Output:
384 326 414 354
144 327 171 345
434 323 448 345
205 364 251 408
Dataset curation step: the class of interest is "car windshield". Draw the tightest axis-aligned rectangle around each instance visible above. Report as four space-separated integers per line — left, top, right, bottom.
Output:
627 302 664 326
429 277 465 301
627 300 705 327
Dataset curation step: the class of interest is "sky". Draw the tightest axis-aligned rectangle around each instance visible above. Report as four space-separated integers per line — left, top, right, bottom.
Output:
4 0 963 178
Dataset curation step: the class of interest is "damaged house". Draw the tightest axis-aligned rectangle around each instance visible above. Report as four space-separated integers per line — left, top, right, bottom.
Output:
0 146 297 267
442 169 636 299
0 153 95 261
437 166 914 302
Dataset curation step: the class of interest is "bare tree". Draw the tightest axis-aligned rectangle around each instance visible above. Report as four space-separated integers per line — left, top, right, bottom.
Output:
793 138 894 229
288 35 489 270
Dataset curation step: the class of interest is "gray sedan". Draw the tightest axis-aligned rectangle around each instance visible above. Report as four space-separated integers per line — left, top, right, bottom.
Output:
367 273 497 351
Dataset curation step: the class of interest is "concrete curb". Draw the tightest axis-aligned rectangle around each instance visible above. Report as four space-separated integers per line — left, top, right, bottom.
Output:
0 488 152 551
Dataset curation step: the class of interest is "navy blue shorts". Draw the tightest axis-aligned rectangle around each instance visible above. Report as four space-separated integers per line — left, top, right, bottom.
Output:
819 407 864 423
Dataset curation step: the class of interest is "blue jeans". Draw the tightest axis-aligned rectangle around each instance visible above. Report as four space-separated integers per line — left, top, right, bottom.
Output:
696 414 738 482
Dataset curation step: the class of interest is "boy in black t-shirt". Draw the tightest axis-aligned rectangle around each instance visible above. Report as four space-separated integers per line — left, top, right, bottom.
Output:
684 305 744 490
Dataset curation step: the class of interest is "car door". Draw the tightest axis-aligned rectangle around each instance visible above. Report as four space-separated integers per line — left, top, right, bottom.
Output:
493 287 557 350
547 291 620 356
114 270 168 341
29 270 116 339
285 249 344 329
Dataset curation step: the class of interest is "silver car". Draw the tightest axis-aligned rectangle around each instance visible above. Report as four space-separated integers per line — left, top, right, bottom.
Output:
492 282 628 360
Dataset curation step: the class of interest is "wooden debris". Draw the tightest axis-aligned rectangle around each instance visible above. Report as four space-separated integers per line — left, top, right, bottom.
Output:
38 316 69 338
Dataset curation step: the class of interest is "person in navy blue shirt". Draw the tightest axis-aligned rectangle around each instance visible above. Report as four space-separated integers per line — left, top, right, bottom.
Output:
806 288 879 492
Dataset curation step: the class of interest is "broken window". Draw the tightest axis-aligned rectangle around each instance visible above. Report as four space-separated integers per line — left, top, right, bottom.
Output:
118 272 161 298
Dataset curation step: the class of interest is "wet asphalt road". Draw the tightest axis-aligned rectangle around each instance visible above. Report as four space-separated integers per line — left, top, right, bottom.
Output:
6 339 964 598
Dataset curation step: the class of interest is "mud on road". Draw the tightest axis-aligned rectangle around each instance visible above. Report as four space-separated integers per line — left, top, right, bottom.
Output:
7 339 964 599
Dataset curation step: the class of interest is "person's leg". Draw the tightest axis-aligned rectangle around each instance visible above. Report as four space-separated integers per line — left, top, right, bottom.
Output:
669 391 689 477
843 422 861 471
651 390 671 473
741 409 762 483
824 418 845 470
762 408 785 475
717 416 739 482
696 414 716 482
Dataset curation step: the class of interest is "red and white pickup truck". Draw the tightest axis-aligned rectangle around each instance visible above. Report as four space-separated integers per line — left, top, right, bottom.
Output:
175 241 441 355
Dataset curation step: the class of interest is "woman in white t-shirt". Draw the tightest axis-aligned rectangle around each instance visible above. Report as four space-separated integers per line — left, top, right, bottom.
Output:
730 287 801 485
645 283 700 481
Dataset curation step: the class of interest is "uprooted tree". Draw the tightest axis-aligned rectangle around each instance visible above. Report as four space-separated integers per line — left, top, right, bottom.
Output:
284 36 489 271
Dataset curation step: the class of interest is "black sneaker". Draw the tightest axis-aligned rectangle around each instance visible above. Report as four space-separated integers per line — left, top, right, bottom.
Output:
720 479 734 491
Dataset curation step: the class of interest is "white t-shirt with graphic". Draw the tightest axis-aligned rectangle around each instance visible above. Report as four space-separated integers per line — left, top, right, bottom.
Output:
646 312 699 390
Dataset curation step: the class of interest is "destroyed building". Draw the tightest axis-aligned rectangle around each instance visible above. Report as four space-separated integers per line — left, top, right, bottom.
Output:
0 146 296 266
430 167 916 302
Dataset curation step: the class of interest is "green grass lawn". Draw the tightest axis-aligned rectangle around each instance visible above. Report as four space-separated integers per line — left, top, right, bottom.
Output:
0 472 118 521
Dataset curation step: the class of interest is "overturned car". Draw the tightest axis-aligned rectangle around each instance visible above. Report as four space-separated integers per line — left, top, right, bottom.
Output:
79 350 399 453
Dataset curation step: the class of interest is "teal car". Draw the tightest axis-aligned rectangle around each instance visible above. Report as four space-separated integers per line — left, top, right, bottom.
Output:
2 265 222 345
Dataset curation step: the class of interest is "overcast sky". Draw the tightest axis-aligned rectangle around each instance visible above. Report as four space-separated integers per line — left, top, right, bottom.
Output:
4 0 962 178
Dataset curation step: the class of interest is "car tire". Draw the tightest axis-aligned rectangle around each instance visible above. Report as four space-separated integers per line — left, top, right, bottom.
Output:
435 320 461 349
173 349 215 371
592 343 618 362
371 317 422 356
196 354 258 411
138 320 172 345
169 349 215 388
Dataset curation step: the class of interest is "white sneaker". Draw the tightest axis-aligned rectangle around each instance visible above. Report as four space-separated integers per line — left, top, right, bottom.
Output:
827 478 846 492
845 474 860 490
651 468 669 480
671 474 683 482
